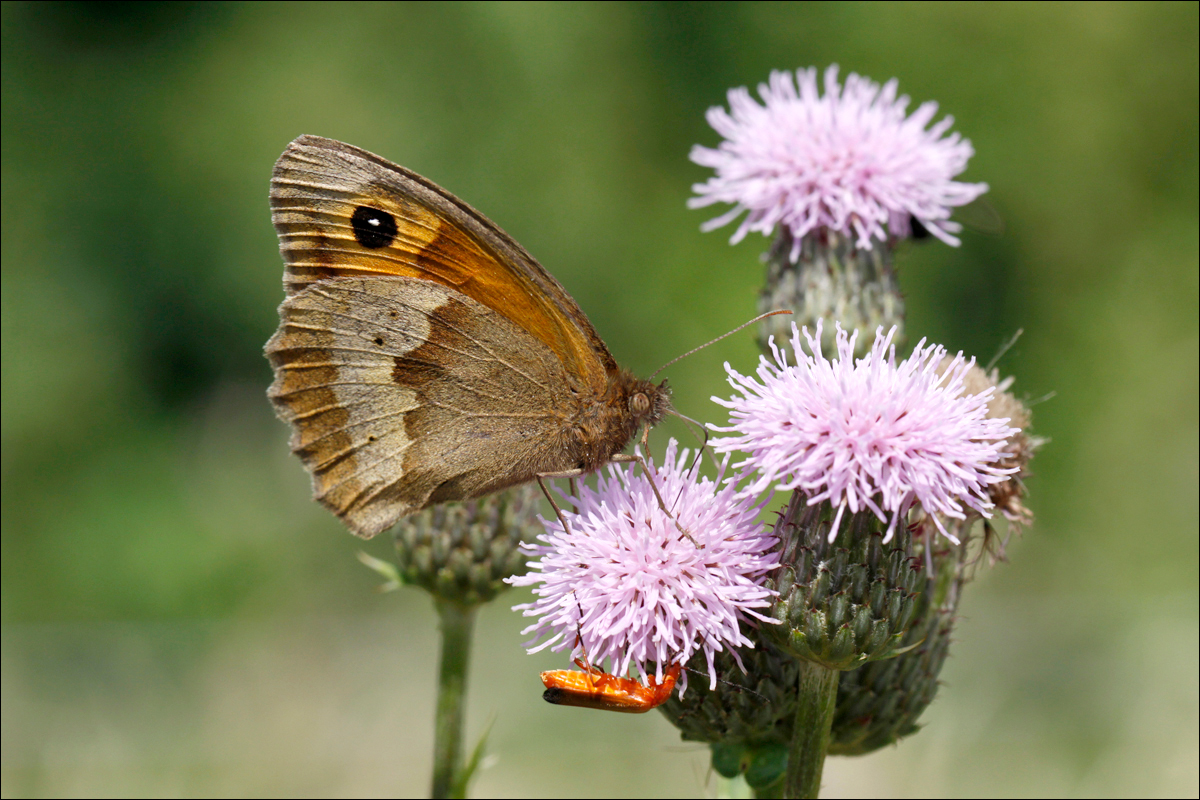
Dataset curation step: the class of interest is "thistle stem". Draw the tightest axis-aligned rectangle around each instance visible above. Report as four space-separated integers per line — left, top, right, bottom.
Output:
431 599 476 799
754 776 786 799
785 660 839 798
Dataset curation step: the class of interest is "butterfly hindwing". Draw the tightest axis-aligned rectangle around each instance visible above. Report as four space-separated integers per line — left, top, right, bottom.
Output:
266 275 582 537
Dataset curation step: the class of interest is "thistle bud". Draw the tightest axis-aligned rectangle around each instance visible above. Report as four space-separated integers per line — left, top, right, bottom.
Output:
391 484 541 608
829 513 966 754
657 639 797 794
764 496 923 670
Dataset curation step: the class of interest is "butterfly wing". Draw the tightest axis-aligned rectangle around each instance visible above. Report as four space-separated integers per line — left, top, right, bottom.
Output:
266 276 584 537
270 135 614 393
266 136 621 537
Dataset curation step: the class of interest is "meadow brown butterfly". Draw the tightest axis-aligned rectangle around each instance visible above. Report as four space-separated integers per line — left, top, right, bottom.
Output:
265 136 670 538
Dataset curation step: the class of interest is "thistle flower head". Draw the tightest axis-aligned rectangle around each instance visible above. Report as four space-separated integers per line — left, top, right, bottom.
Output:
508 441 779 691
690 65 988 256
711 323 1018 543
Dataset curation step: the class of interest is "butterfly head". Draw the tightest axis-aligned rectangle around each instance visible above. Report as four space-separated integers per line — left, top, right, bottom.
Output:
628 379 671 429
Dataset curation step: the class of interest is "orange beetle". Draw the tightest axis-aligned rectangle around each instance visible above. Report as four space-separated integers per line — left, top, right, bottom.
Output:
540 659 682 713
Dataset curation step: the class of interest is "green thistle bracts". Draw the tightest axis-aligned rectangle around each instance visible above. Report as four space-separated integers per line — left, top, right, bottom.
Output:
657 640 797 793
659 512 970 774
827 602 952 754
392 484 540 608
829 517 966 754
658 641 797 745
758 231 905 357
764 496 923 671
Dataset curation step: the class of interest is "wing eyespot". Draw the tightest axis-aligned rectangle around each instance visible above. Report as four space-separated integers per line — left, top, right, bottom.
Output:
351 205 398 249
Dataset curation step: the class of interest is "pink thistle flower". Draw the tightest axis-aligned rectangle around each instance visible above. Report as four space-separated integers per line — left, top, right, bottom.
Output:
711 322 1018 543
508 440 779 692
690 65 989 256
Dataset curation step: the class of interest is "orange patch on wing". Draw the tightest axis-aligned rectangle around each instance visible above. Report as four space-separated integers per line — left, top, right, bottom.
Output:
271 138 610 394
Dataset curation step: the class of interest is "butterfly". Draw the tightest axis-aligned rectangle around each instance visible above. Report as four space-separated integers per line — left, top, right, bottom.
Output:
265 136 671 538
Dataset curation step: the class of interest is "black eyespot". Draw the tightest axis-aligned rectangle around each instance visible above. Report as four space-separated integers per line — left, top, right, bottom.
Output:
351 205 398 249
374 336 384 346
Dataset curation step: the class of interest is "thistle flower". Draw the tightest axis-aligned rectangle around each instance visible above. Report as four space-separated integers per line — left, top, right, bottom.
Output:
508 441 778 691
712 322 1018 543
690 65 988 256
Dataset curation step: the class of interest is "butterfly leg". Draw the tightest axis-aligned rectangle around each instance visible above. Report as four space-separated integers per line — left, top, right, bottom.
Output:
609 453 702 548
538 460 701 548
570 591 600 688
639 422 705 514
536 473 579 537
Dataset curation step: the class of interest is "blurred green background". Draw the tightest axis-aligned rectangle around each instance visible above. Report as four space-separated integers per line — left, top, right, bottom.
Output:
2 2 1196 796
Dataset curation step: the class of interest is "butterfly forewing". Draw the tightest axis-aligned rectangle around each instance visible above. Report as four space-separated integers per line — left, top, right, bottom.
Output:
270 135 612 393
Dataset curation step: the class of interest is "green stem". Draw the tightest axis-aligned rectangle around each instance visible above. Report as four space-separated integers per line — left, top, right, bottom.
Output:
431 599 476 799
754 775 786 798
785 660 839 799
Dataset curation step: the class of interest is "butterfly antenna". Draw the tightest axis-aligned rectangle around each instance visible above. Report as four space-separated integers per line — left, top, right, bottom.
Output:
986 328 1024 372
649 310 792 380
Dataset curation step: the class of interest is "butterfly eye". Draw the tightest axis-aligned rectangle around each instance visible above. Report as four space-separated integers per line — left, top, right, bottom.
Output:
629 393 651 416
